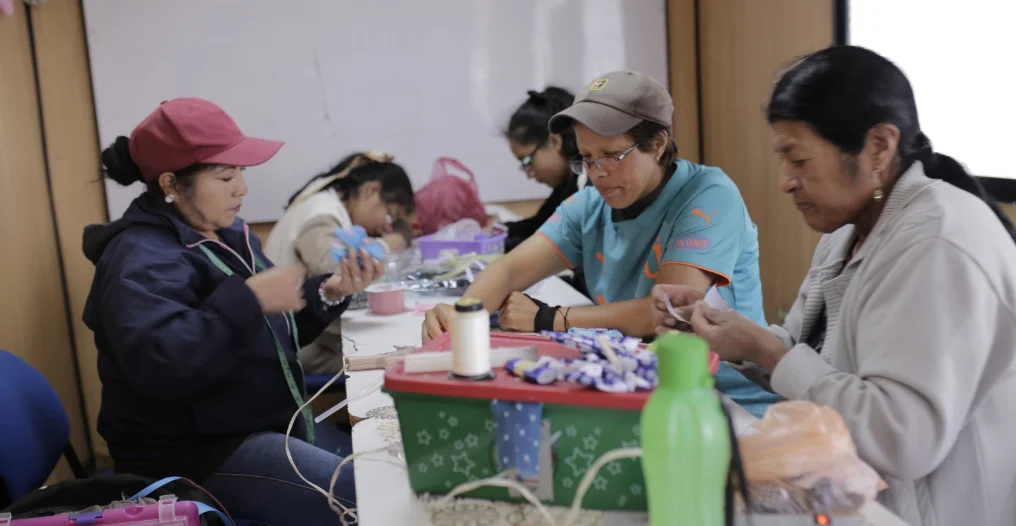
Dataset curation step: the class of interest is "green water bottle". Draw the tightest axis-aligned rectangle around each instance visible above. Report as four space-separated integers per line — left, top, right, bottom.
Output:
641 331 731 526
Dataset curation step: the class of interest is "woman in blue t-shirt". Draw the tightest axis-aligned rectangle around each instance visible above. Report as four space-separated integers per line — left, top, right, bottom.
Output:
422 71 776 417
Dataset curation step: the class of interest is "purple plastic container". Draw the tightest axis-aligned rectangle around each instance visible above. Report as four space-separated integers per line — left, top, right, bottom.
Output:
417 230 507 262
3 495 201 526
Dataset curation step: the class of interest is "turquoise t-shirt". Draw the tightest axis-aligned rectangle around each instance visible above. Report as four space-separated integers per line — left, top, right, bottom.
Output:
537 159 776 417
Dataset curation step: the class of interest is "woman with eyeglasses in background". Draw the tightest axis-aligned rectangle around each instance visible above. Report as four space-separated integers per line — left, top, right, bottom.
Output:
503 88 583 251
503 87 588 297
423 71 777 418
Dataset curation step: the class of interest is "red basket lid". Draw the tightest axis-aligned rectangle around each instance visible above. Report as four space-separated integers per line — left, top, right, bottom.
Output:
384 332 720 412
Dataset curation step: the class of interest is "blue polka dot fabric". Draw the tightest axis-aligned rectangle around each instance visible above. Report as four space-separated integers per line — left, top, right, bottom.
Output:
491 400 543 482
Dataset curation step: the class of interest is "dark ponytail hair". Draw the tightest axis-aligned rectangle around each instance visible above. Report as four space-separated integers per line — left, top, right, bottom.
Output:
505 87 579 161
285 152 415 212
767 45 1016 243
100 136 207 201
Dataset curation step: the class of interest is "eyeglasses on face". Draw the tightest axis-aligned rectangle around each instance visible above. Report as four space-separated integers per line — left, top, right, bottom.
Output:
569 143 640 176
518 141 546 173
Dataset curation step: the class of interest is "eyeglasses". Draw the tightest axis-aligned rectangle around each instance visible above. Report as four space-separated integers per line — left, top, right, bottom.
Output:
519 141 545 173
569 143 640 176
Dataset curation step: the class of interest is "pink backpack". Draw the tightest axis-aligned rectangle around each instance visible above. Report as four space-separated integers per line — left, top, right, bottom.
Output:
415 157 487 235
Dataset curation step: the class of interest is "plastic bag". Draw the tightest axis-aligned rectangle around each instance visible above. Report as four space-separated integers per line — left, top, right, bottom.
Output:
414 157 487 235
738 401 886 514
429 218 483 241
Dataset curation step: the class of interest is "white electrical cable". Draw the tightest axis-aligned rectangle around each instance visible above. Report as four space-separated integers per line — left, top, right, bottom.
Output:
328 445 407 526
284 365 350 511
433 446 644 526
283 361 386 512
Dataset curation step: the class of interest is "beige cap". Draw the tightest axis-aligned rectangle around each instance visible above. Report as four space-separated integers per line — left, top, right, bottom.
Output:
549 71 674 137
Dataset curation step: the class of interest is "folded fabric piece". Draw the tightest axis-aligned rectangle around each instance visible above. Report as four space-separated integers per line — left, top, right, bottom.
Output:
330 226 385 265
566 327 624 339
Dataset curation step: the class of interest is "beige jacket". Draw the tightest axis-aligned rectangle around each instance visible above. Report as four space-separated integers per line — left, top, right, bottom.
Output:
768 163 1016 526
265 190 374 374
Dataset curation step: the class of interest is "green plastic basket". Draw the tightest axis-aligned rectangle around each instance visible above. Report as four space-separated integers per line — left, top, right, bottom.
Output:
385 332 652 511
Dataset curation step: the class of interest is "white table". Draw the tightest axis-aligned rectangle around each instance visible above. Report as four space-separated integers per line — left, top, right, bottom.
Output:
341 280 908 526
341 277 591 424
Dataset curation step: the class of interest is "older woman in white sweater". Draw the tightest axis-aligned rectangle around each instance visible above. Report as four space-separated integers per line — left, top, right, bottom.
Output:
653 46 1016 526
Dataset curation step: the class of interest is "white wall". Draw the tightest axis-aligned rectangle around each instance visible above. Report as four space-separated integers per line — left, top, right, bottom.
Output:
850 0 1016 179
84 0 669 222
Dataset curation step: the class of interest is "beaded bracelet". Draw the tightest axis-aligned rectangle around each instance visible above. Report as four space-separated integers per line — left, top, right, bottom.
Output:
319 279 345 308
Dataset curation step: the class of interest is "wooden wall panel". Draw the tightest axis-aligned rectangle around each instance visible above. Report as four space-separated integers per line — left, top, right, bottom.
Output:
30 0 110 457
0 5 88 479
1003 203 1016 224
698 0 833 322
667 0 700 163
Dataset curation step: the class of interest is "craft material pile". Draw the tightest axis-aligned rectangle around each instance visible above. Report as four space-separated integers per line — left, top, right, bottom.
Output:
503 329 658 393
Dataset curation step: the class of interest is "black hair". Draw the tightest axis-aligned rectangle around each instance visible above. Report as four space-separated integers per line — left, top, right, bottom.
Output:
100 136 209 201
505 87 579 160
285 152 415 213
628 121 679 167
767 45 1016 242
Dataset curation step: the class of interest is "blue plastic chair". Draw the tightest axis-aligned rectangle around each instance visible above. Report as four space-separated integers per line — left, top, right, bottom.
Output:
0 349 87 507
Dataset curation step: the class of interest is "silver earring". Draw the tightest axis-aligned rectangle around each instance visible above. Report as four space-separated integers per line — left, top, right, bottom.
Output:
872 170 884 202
165 195 175 204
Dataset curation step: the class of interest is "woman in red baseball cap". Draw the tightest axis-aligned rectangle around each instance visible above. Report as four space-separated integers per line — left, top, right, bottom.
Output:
82 98 373 524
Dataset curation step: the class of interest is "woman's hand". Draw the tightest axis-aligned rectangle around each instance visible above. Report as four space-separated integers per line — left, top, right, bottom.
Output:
324 251 383 301
246 264 308 313
651 284 705 333
498 292 539 333
422 303 456 342
688 301 789 371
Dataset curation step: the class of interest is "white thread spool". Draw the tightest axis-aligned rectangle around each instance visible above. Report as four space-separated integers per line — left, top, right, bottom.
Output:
450 298 494 381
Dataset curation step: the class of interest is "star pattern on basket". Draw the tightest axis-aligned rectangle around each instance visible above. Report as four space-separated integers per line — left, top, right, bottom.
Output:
417 430 433 446
564 448 595 477
451 451 476 478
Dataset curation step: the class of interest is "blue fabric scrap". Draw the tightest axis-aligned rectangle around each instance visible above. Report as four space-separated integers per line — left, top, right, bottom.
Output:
492 400 543 481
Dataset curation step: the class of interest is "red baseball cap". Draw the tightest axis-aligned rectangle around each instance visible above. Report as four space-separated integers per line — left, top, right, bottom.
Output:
128 98 284 182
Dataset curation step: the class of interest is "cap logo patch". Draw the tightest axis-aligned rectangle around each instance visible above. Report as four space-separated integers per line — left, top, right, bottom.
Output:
589 78 609 91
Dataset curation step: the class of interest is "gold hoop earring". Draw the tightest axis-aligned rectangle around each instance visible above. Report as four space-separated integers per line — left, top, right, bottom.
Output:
872 170 884 202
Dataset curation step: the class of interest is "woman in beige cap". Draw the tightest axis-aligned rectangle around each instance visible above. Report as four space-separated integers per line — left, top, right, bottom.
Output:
422 71 777 417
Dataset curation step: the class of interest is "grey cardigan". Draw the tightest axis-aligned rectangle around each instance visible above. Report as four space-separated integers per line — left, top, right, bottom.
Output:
766 163 1016 526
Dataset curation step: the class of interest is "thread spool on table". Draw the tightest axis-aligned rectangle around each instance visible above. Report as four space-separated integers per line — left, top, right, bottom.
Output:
449 298 494 381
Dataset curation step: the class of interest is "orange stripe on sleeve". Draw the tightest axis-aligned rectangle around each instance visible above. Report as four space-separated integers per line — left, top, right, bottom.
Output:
535 232 575 269
660 261 731 287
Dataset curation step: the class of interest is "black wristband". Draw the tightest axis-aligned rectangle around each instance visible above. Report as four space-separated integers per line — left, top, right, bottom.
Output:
534 303 558 333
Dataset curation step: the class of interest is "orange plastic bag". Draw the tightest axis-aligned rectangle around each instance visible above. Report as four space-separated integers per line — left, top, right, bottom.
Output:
739 401 886 513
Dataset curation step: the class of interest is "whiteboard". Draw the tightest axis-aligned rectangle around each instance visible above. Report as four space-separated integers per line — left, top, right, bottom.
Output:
84 0 669 223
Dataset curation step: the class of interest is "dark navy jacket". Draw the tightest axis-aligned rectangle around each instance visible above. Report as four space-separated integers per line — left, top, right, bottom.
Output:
82 195 347 477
